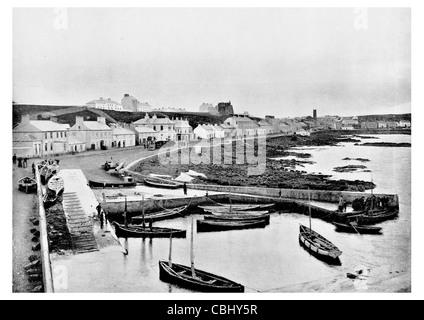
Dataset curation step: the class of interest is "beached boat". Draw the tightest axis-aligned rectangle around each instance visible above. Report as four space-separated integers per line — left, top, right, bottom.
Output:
299 189 342 264
101 161 119 171
88 179 137 188
131 206 188 223
47 175 64 195
204 212 271 224
159 218 244 292
197 219 267 232
353 210 399 225
144 178 182 189
43 192 58 209
113 222 186 238
17 177 37 194
333 221 382 234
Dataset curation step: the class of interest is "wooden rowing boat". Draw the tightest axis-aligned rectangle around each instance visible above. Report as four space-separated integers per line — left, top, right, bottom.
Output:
200 203 275 212
299 225 343 263
299 189 342 264
131 206 188 223
113 222 186 238
204 212 271 224
88 179 137 188
197 219 267 232
144 178 182 189
17 177 37 194
159 261 244 292
158 218 244 292
333 221 382 234
353 210 399 225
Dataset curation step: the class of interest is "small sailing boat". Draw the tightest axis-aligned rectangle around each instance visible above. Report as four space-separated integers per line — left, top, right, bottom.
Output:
299 189 342 264
158 217 244 292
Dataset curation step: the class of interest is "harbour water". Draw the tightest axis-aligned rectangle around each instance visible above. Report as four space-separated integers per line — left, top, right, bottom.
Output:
99 134 411 293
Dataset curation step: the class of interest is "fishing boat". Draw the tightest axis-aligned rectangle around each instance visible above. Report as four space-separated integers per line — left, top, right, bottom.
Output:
88 179 137 188
354 210 399 225
158 218 244 292
113 222 186 238
47 175 64 195
333 221 382 234
144 178 182 189
204 212 271 224
43 191 58 209
197 219 267 232
200 203 274 212
131 205 188 223
17 177 37 194
299 189 342 264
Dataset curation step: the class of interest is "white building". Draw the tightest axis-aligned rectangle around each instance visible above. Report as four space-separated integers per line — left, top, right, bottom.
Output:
193 124 215 140
111 126 136 148
69 116 113 150
173 118 193 143
13 114 69 157
86 97 123 111
132 114 176 142
121 94 153 112
398 120 411 128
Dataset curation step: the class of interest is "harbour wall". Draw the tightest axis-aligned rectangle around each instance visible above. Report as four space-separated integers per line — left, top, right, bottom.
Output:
188 184 399 207
34 165 54 293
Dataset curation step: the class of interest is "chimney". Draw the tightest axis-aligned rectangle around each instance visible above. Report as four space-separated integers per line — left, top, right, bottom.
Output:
97 116 106 124
51 116 58 123
76 116 84 126
21 114 31 124
124 94 129 97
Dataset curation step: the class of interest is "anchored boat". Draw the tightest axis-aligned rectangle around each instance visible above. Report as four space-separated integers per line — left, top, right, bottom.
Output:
159 218 244 292
113 222 186 238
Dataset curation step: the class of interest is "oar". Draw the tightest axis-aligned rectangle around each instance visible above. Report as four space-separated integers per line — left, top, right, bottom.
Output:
348 221 362 235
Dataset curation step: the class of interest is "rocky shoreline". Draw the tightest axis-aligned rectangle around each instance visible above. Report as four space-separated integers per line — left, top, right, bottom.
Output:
133 131 376 192
358 142 411 147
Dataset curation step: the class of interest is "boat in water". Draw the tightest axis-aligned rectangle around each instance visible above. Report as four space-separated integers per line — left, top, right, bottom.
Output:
131 205 188 223
113 222 186 238
299 189 342 264
197 219 267 232
353 210 399 225
203 212 271 224
333 221 382 234
158 218 244 292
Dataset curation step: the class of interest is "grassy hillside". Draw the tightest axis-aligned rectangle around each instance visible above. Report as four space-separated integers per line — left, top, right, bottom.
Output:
358 113 411 122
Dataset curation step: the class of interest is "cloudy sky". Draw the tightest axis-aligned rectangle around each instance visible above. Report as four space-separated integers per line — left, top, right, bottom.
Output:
13 8 410 118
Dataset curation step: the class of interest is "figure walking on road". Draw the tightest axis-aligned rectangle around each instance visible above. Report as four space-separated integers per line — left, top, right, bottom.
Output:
183 183 187 196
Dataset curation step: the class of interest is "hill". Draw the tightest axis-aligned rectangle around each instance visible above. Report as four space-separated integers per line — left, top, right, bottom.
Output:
357 113 411 122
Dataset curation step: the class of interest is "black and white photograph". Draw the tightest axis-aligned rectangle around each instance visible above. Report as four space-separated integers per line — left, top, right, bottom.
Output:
5 2 422 302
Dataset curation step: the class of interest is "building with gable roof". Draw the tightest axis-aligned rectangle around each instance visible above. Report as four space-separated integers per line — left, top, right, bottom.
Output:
132 114 176 142
111 124 136 148
13 114 69 157
173 117 193 143
69 116 112 150
224 116 259 136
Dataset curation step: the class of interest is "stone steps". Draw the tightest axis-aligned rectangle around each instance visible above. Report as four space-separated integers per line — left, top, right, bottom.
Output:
62 192 98 254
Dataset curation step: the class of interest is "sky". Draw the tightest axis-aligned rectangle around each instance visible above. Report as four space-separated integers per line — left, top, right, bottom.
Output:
13 8 411 118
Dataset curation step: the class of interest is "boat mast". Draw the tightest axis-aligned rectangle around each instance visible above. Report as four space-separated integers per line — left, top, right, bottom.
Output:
190 216 196 278
308 188 312 230
142 194 146 229
124 195 128 227
168 234 173 267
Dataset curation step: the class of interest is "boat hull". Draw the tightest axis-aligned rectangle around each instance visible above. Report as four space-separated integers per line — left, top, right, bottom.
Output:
354 211 399 225
88 180 137 188
131 206 187 223
197 219 267 232
299 225 342 265
159 261 244 292
204 213 270 224
144 178 181 189
113 222 186 238
333 222 382 234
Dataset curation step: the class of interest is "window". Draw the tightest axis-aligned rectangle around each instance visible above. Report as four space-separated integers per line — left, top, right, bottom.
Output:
51 144 53 151
161 126 164 131
45 143 47 151
50 132 53 139
45 132 48 139
57 132 59 138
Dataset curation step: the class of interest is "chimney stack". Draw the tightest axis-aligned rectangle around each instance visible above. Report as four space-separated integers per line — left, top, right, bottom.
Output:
21 114 31 124
76 116 84 126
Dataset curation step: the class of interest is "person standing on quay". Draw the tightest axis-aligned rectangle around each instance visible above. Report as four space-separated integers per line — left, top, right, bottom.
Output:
13 154 17 166
183 183 187 195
